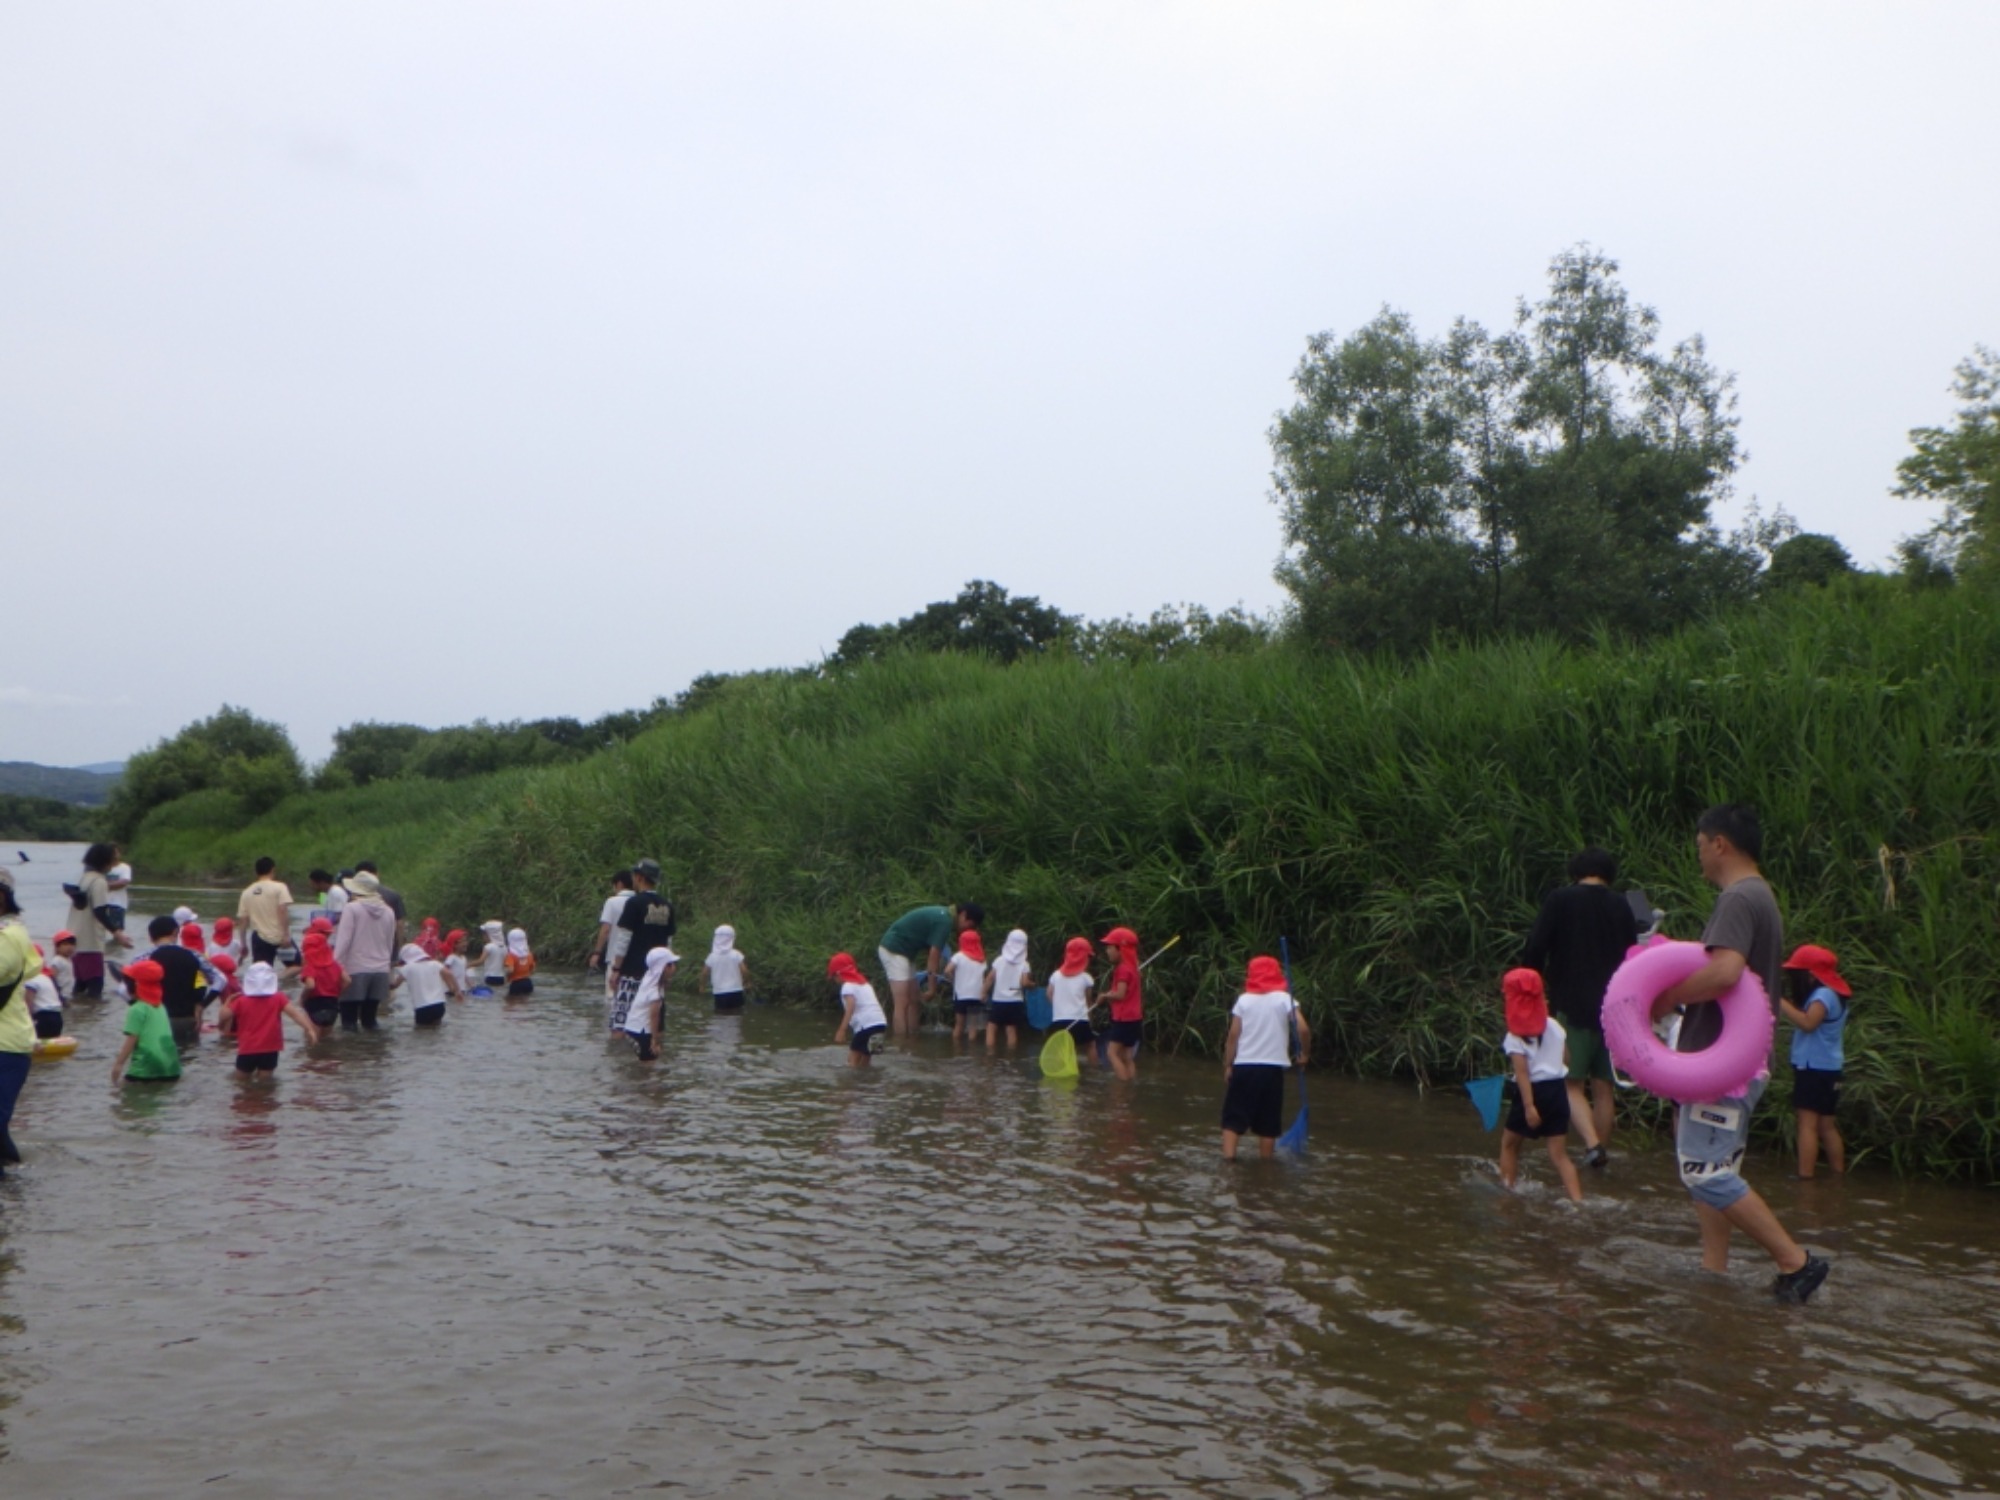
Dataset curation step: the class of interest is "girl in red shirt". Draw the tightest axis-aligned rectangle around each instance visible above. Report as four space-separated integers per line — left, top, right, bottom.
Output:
1101 926 1143 1080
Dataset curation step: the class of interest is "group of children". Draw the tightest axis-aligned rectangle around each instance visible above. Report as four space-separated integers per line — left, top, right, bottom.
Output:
1496 943 1852 1200
37 899 547 1087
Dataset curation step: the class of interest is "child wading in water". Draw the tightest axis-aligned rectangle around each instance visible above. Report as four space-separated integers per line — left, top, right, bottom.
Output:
704 925 750 1012
296 919 344 1030
1779 944 1849 1178
1046 938 1096 1053
223 961 321 1078
440 929 470 1000
985 929 1032 1052
1499 968 1583 1202
830 952 887 1068
398 943 456 1027
1100 926 1143 1080
504 928 535 996
1222 956 1308 1160
109 958 182 1086
943 928 987 1044
476 921 508 992
621 945 679 1063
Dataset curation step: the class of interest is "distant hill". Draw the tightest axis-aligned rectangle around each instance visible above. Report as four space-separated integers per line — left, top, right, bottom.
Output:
0 761 123 805
74 761 126 776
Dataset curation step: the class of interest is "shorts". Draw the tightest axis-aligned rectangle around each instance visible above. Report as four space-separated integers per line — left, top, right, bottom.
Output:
507 978 534 997
713 990 746 1012
610 976 639 1031
850 1024 886 1055
1506 1077 1571 1139
877 948 915 984
987 1001 1027 1030
1793 1067 1842 1115
1677 1076 1766 1209
1564 1025 1615 1084
1107 1019 1143 1048
1052 1018 1094 1046
953 999 983 1016
235 1051 279 1074
1221 1064 1286 1138
250 934 283 965
342 971 393 1004
413 1003 446 1028
303 998 339 1027
33 1011 65 1040
482 975 507 992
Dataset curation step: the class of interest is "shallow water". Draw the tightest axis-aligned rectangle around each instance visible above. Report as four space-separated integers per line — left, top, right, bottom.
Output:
4 844 1999 1497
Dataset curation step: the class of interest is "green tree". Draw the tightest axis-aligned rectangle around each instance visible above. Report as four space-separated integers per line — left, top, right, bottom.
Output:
107 706 305 840
1765 532 1854 592
830 581 1078 667
1272 246 1752 652
320 721 431 788
1895 345 2000 582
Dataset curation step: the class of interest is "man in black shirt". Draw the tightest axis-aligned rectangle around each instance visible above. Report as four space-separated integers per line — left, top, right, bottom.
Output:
143 913 210 1047
610 859 676 1033
1521 848 1638 1167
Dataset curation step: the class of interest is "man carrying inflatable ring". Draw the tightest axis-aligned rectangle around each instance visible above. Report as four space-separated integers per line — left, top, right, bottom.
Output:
1624 804 1830 1304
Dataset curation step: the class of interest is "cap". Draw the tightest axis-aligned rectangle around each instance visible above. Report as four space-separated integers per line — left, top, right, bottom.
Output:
634 858 663 880
53 929 76 945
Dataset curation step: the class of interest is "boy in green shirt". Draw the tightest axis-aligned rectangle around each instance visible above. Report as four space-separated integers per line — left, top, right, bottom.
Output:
110 958 182 1085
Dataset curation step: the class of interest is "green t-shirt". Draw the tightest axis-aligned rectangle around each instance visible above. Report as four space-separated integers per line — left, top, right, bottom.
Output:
122 1002 182 1081
880 905 954 960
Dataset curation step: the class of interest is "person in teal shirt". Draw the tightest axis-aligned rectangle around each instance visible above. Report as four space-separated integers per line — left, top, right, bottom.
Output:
110 958 183 1085
877 903 983 1039
1780 944 1849 1179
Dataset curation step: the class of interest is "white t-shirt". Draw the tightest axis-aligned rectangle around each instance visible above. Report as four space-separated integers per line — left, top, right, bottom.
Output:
842 981 886 1033
1503 1017 1569 1083
49 954 74 1002
478 940 507 981
322 884 349 918
598 893 635 967
1047 970 1094 1023
445 954 468 992
705 949 745 994
402 958 449 1009
25 972 62 1014
107 862 132 909
944 952 986 1002
1231 990 1298 1067
989 955 1028 1002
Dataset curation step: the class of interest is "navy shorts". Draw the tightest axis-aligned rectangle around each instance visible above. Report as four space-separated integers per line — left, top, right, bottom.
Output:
507 978 534 997
953 999 983 1016
1222 1064 1285 1138
714 990 746 1012
1107 1019 1142 1048
413 1003 446 1028
1793 1067 1841 1115
1052 1018 1095 1046
987 1001 1027 1029
850 1024 886 1055
1506 1077 1572 1140
235 1051 279 1074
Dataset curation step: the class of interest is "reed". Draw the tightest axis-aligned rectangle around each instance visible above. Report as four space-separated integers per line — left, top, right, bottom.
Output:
134 576 2000 1176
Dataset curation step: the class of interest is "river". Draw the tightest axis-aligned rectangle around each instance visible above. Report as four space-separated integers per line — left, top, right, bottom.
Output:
1 843 1996 1496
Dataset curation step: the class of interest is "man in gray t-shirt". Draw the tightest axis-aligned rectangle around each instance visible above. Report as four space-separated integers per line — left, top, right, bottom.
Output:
1652 804 1828 1303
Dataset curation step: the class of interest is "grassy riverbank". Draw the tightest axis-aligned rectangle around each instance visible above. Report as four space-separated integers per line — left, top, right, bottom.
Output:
132 578 2000 1176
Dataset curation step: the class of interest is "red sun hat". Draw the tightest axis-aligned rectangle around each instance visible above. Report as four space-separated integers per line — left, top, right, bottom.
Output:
211 953 238 975
53 929 76 945
1503 968 1548 1037
213 917 234 939
1059 937 1093 977
180 922 204 948
1101 926 1139 956
308 916 334 934
125 957 166 1005
958 929 986 962
1781 944 1851 997
827 952 865 986
1245 955 1286 994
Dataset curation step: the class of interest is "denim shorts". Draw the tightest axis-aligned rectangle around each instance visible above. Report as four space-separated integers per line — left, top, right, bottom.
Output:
1676 1076 1766 1208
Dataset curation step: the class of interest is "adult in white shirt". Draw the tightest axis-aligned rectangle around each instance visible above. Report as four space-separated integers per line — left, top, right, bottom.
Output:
1222 955 1310 1161
588 869 635 1002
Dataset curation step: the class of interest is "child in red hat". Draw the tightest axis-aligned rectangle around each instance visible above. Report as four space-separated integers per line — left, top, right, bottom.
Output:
1499 968 1583 1203
1780 944 1850 1178
942 928 987 1045
1045 938 1097 1052
1100 927 1143 1081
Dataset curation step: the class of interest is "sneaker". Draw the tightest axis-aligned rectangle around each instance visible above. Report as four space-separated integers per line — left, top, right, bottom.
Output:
1772 1254 1830 1304
1583 1146 1608 1170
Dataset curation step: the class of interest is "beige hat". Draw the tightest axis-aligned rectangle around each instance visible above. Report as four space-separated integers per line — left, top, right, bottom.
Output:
347 871 381 897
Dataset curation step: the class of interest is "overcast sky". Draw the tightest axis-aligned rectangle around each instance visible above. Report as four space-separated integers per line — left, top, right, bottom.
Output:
7 3 1994 767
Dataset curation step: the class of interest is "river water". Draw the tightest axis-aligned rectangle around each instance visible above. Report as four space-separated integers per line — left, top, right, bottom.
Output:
2 844 1997 1497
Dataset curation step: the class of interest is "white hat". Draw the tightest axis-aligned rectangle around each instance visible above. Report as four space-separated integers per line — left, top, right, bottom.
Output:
242 961 280 996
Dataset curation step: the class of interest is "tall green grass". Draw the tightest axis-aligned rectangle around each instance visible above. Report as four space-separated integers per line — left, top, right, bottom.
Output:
134 578 2000 1177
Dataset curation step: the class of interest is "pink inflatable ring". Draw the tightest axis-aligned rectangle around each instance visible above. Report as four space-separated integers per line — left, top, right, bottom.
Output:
1600 939 1773 1104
